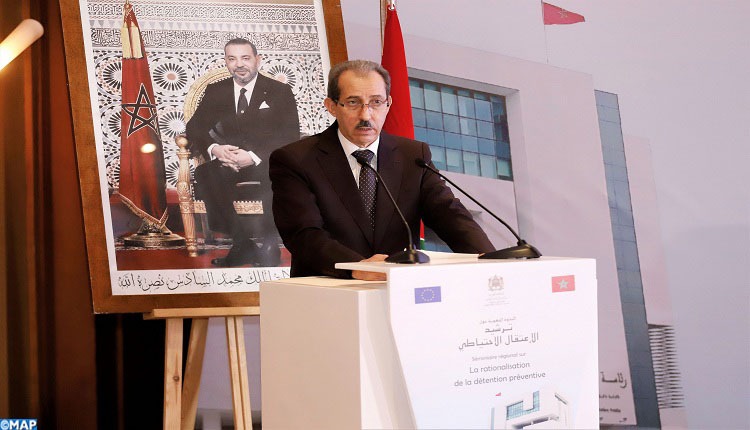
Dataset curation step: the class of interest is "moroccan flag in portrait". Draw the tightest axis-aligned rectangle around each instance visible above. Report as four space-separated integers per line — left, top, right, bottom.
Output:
542 2 585 25
118 0 168 227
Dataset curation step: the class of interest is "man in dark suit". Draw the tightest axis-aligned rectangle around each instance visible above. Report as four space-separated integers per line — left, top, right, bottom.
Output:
186 38 299 267
269 60 494 280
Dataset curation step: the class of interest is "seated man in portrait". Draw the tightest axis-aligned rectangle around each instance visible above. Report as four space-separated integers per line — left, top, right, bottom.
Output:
186 38 300 267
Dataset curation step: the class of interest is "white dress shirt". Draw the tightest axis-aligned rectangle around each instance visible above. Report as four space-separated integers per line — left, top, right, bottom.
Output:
337 130 380 187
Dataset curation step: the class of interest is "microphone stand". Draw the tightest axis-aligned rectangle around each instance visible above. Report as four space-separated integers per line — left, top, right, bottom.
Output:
415 159 542 259
356 159 430 264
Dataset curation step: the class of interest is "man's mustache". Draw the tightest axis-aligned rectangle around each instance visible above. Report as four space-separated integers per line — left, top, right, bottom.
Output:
356 121 372 128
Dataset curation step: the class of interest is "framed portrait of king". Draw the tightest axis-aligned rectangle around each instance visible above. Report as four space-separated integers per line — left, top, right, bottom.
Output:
60 0 348 312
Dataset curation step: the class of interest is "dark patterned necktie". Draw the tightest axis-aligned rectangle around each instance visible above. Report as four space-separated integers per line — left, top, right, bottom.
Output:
352 149 377 230
237 87 248 115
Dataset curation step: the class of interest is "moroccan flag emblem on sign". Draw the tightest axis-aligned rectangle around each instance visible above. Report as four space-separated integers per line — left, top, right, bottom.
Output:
551 275 576 292
118 0 168 227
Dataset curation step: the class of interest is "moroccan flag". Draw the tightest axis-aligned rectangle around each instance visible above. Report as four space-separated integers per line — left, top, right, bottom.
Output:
551 275 576 293
381 3 414 139
381 2 425 247
542 2 585 25
118 0 168 227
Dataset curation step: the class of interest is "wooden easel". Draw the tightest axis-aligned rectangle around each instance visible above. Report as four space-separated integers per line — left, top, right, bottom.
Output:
145 307 260 430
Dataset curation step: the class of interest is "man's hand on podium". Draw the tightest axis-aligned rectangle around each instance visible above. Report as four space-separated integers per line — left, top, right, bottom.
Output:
352 254 388 281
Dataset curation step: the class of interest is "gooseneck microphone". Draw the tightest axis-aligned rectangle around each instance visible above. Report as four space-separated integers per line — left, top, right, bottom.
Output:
415 159 542 259
355 158 430 264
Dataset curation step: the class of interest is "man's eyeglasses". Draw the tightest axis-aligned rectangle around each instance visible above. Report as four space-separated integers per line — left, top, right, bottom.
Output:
334 98 390 111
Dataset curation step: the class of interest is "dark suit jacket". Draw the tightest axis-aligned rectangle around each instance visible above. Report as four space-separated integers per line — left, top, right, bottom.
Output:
269 123 495 278
185 73 300 187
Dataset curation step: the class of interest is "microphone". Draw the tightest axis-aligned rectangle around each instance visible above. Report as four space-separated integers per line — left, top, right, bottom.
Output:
355 157 430 264
415 159 541 259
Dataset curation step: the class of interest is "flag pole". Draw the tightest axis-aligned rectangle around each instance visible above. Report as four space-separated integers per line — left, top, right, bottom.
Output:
119 0 184 248
541 1 549 64
380 0 391 48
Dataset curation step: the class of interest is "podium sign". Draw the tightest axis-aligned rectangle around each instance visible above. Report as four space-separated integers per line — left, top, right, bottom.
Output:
340 257 599 429
261 257 598 429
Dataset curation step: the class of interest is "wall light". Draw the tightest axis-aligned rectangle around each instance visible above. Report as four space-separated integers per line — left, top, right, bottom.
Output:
0 19 44 72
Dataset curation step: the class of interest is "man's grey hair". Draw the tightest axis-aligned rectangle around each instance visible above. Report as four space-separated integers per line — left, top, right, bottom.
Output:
327 60 391 101
224 38 258 56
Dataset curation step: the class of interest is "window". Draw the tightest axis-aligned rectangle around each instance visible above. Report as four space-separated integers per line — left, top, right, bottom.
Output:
410 78 512 180
506 391 540 419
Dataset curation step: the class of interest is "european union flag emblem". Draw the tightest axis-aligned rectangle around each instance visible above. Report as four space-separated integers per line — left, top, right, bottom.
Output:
415 286 441 304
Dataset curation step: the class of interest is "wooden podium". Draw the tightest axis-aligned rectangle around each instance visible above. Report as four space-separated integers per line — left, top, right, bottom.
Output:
259 256 599 429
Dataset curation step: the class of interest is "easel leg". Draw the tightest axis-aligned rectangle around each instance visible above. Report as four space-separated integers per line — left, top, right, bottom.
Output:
226 316 253 430
164 318 184 430
181 318 208 430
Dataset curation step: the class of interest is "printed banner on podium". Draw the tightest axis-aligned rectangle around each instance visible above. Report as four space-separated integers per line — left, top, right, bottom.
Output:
385 258 599 429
